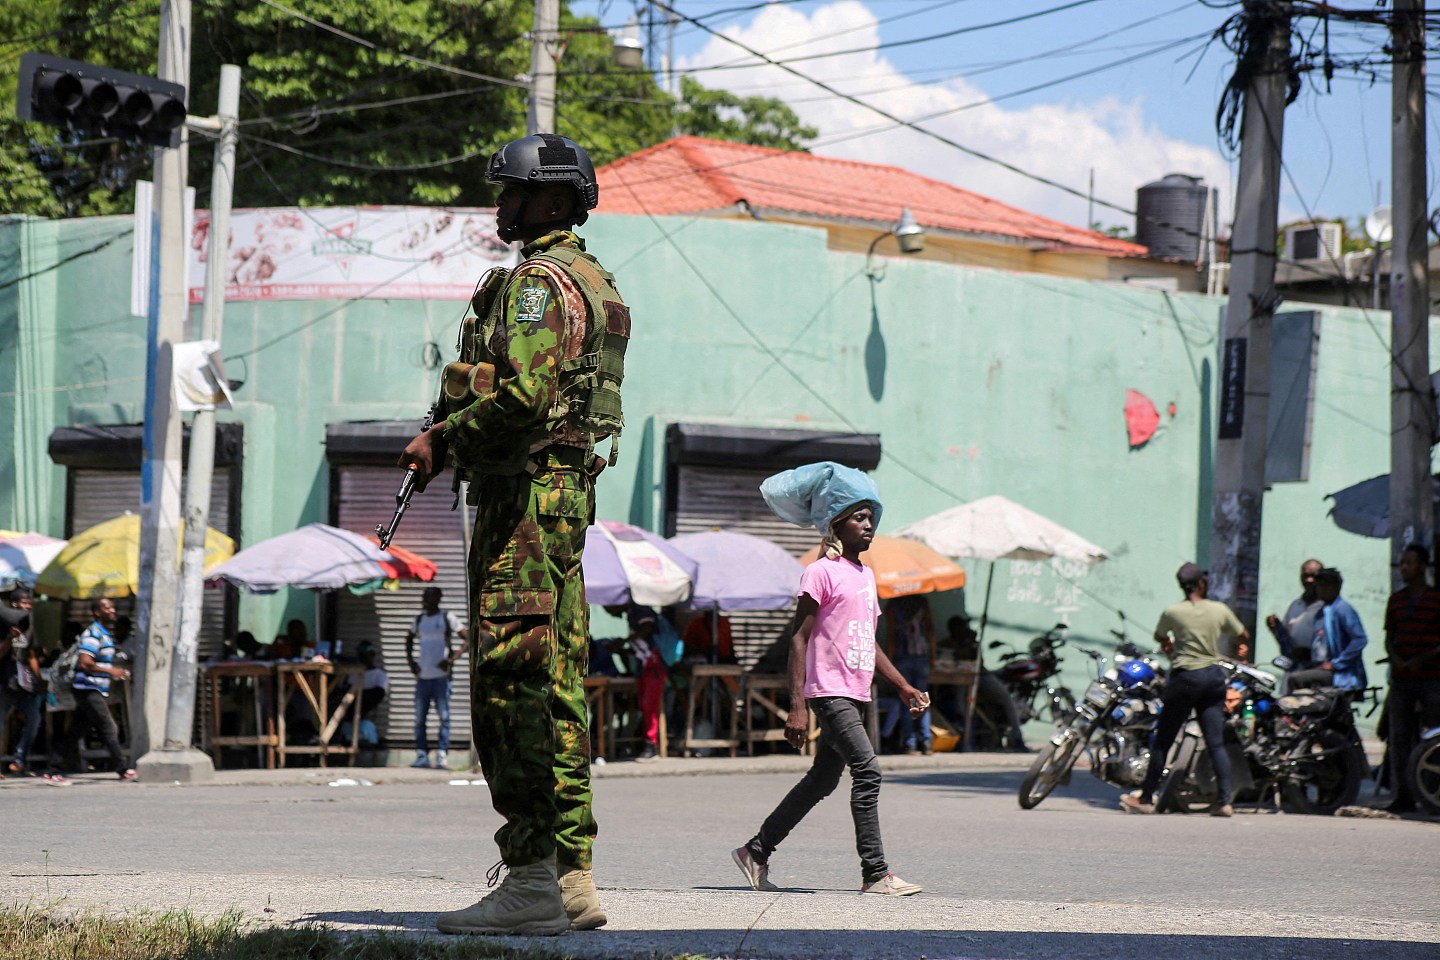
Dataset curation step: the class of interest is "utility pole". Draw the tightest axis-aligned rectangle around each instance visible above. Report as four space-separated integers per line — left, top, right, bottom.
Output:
527 0 559 134
1389 0 1434 584
143 64 242 782
132 0 190 765
1209 0 1291 643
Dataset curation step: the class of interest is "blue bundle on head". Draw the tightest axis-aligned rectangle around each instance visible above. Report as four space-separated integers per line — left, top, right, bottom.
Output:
759 461 883 534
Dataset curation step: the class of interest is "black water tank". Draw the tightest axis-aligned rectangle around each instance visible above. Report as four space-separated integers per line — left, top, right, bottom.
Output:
1135 174 1209 261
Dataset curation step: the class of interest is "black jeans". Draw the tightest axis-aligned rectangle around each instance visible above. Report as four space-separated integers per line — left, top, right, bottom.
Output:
1388 677 1440 805
749 696 888 884
48 688 129 774
1139 665 1232 806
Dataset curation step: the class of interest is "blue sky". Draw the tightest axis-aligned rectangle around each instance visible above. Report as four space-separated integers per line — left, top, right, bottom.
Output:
575 0 1429 240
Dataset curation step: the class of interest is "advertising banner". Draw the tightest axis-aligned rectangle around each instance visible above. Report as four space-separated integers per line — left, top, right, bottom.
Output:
184 205 516 303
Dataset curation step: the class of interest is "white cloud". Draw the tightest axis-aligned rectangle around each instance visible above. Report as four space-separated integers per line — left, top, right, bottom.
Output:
678 1 1234 233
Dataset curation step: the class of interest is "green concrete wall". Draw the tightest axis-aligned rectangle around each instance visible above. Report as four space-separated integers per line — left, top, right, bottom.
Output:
0 211 1426 727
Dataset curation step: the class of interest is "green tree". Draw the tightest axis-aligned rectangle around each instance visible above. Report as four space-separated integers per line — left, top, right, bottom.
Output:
674 76 816 151
1 0 814 219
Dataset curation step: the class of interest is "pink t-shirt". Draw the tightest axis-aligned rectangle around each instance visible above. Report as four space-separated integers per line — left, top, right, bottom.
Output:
800 555 879 701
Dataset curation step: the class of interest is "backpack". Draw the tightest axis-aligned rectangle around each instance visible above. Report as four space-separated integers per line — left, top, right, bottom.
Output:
48 641 80 711
653 616 684 668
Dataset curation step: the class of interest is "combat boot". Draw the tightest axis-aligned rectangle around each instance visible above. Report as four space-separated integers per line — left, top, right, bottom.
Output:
559 865 607 930
435 854 569 936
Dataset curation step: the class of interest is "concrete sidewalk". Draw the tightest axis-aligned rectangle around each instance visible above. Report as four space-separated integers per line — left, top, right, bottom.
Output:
194 748 1041 787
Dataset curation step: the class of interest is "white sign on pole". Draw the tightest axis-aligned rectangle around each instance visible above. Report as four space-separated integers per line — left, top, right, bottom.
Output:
185 206 515 303
171 339 234 412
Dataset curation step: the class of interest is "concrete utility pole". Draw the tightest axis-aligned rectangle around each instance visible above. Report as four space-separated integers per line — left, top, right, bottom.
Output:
527 0 559 134
132 0 190 763
1209 1 1291 641
142 64 242 782
1389 0 1435 585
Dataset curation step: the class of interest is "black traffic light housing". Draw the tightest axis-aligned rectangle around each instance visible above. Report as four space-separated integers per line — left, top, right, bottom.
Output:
16 52 187 148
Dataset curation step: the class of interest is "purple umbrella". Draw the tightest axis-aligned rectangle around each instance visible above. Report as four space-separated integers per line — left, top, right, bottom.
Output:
668 530 803 611
583 520 698 607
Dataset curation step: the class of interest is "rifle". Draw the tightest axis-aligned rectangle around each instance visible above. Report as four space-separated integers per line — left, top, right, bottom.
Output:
376 405 437 549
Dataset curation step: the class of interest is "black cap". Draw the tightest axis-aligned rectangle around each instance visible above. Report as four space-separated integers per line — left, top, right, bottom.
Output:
1176 562 1207 583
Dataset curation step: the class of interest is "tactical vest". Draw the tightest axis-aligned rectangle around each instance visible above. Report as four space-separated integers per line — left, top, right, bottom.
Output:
443 243 628 477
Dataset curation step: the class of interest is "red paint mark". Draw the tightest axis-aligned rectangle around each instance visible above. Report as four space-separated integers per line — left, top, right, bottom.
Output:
1167 401 1177 417
1125 390 1161 447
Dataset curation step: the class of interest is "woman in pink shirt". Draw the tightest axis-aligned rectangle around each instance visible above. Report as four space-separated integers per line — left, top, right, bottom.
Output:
732 464 928 897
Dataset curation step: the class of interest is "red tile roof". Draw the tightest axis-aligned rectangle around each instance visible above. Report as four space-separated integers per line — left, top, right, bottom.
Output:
596 136 1146 257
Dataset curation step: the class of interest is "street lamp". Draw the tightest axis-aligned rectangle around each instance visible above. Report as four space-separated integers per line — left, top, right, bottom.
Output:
611 17 644 70
865 207 926 278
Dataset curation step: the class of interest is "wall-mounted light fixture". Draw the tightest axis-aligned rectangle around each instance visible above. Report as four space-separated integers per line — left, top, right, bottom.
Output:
866 207 926 279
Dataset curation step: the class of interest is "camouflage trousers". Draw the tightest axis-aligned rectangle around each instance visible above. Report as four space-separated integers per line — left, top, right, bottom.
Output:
466 454 595 870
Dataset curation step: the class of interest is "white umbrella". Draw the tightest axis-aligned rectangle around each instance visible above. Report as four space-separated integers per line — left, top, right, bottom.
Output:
893 494 1108 747
0 533 67 587
892 494 1108 564
208 523 399 594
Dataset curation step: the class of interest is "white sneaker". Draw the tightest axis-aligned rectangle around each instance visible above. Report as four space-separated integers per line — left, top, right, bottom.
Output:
436 751 449 769
411 754 430 768
861 872 922 896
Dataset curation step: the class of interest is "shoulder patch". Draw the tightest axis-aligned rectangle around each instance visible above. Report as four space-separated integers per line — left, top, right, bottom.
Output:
515 282 550 323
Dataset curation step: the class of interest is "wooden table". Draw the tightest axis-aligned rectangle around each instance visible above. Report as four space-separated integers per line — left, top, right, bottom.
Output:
584 676 660 760
930 663 980 746
741 673 816 756
678 663 742 757
202 662 279 770
276 660 364 768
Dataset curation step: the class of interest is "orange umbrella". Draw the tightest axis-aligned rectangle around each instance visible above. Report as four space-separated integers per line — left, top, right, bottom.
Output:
367 539 438 582
798 535 966 599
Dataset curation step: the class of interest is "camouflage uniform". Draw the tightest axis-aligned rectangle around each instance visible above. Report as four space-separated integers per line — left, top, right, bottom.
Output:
443 229 626 871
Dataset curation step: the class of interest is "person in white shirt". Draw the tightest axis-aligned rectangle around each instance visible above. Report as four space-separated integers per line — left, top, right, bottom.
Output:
406 587 464 769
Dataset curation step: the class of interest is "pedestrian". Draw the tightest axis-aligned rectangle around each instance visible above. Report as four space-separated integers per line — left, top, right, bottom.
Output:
405 586 463 769
43 598 134 784
0 587 43 777
1121 563 1250 817
1382 544 1440 813
883 594 935 754
601 602 671 761
732 461 928 897
1287 568 1369 693
400 134 625 936
1266 558 1325 682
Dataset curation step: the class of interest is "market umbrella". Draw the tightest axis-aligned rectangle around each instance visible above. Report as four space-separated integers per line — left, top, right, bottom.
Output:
669 530 804 611
0 533 67 587
797 535 967 599
367 539 440 582
892 494 1107 745
36 513 234 599
583 520 698 607
208 523 431 594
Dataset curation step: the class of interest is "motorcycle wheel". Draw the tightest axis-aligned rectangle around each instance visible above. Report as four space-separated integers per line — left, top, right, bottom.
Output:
1406 735 1440 815
1281 728 1365 815
1018 727 1083 809
1155 738 1215 814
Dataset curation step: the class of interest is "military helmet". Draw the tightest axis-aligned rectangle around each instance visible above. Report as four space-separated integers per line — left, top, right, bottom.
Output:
486 134 599 222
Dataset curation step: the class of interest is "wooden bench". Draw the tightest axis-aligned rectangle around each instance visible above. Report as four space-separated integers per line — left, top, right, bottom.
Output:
203 662 279 770
678 663 742 757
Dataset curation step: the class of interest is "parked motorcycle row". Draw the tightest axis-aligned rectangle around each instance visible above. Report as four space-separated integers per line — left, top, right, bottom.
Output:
1006 626 1440 816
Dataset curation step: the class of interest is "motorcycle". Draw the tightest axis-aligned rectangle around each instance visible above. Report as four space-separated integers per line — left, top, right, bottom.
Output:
1017 643 1165 809
989 624 1077 728
1156 660 1370 816
1406 723 1440 815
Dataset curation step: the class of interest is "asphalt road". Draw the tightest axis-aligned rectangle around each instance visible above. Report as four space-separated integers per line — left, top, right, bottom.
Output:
3 757 1436 959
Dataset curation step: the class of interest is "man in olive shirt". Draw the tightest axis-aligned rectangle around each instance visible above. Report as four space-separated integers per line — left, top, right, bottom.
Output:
1121 562 1250 817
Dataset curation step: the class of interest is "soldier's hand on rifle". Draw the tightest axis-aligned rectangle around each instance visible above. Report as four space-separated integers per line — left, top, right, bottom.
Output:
399 422 449 492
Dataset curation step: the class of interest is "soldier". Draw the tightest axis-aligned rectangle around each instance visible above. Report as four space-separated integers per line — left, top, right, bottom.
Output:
400 134 627 936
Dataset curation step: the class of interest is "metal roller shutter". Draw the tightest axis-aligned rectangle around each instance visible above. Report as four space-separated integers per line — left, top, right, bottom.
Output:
670 464 809 670
67 467 234 660
332 467 471 751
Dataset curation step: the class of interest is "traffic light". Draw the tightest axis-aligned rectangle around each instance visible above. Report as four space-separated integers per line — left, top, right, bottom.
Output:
16 52 187 148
